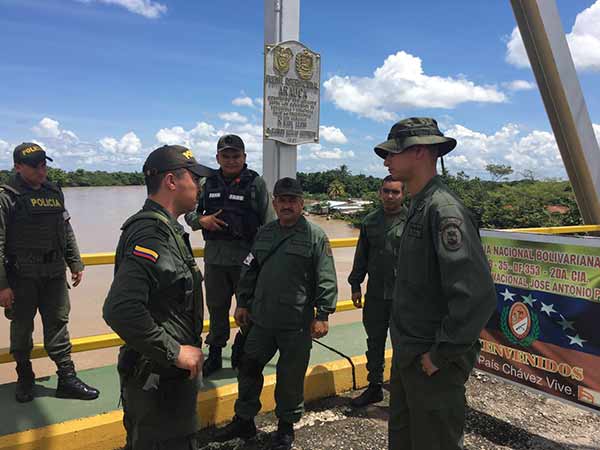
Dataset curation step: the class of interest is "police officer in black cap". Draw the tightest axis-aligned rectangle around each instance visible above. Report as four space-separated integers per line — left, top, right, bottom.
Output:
104 145 212 450
0 143 99 403
185 134 275 376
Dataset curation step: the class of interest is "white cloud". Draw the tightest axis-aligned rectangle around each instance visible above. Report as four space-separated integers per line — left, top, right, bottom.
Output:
319 126 348 144
78 0 167 19
232 96 254 108
299 143 355 161
32 117 78 142
323 51 506 121
506 0 600 72
0 139 11 163
219 112 248 123
594 123 600 142
254 98 264 108
99 131 142 155
504 80 536 91
443 123 566 179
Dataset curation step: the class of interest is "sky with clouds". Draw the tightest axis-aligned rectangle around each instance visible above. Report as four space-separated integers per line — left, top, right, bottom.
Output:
0 0 599 179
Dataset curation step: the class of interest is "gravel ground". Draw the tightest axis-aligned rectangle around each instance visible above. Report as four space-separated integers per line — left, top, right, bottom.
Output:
196 370 600 450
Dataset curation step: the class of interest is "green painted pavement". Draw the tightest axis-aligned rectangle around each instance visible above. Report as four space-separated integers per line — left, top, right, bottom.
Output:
0 321 390 436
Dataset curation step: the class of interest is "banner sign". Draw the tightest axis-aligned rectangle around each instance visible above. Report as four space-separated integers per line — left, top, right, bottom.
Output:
478 230 600 412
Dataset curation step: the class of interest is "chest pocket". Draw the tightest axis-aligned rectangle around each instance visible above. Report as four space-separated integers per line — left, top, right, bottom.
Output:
280 240 312 305
366 227 385 256
398 214 429 285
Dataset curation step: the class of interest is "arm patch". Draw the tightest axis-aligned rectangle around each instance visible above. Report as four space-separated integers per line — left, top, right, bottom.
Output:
440 218 463 251
133 245 160 263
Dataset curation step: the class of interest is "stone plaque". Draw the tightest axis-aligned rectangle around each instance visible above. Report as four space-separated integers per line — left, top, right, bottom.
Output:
263 40 320 145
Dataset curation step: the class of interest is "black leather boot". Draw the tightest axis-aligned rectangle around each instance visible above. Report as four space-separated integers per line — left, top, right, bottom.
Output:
15 360 35 403
214 415 257 442
272 420 294 450
55 360 100 400
350 383 384 407
203 346 223 377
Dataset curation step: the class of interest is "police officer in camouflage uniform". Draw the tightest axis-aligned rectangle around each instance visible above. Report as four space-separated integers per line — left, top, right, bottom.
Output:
214 177 337 450
348 175 406 407
185 134 274 377
374 118 496 450
103 145 211 450
0 143 99 403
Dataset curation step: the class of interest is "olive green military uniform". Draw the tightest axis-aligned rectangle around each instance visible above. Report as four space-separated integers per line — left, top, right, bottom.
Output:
103 199 204 450
388 176 496 450
234 215 337 424
185 175 274 349
0 174 84 365
347 206 406 385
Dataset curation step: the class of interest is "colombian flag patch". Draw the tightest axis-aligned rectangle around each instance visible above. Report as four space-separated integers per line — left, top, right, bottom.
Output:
133 245 159 263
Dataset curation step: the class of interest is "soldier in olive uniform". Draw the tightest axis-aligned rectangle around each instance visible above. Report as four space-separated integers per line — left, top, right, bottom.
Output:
185 134 275 376
374 118 496 450
0 143 99 403
348 176 406 407
103 145 211 450
214 178 337 450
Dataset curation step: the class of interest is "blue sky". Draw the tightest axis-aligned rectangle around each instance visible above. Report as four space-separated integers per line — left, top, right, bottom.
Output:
0 0 599 179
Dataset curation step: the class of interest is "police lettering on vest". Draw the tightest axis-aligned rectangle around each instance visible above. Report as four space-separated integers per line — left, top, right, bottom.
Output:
201 167 261 242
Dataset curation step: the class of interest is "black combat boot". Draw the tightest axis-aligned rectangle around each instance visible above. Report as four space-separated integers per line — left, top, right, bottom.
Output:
350 383 384 407
203 346 223 377
55 360 100 400
15 360 35 403
213 415 257 442
272 420 294 450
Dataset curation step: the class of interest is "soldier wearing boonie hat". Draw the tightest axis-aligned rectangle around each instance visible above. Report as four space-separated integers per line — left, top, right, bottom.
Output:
376 118 496 450
104 145 211 450
0 142 99 403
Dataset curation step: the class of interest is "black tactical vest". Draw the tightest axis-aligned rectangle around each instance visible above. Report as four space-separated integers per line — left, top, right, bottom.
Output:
3 177 67 279
201 167 261 242
117 211 204 341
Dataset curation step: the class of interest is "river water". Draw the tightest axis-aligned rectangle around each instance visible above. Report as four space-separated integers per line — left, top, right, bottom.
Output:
0 186 361 382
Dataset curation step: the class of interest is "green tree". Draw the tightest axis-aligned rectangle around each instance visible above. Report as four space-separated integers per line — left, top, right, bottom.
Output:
327 179 347 199
486 164 513 182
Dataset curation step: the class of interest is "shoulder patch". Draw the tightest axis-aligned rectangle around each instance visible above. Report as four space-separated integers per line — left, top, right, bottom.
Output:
243 252 255 267
440 217 463 251
133 245 160 263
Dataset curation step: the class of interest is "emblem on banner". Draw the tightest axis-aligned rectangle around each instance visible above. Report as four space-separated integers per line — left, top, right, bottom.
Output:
501 301 540 347
295 49 314 80
273 46 293 76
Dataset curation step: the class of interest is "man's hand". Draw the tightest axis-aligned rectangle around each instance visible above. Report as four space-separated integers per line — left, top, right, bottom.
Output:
311 319 329 339
234 307 250 327
351 291 362 308
175 345 204 379
198 209 227 231
0 288 14 308
71 271 84 287
420 352 439 376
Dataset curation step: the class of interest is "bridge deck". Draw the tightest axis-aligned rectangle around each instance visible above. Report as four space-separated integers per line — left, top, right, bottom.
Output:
0 321 387 438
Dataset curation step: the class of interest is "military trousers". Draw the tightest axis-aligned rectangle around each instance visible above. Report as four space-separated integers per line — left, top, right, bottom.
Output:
204 264 241 348
235 324 312 424
388 348 476 450
8 275 72 364
120 371 199 450
363 296 392 385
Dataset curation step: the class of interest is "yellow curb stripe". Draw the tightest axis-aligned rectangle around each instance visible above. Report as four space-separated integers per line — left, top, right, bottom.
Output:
0 351 393 450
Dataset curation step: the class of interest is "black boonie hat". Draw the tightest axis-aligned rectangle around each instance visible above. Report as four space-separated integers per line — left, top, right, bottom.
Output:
273 177 303 197
217 134 245 153
143 145 213 178
13 143 53 166
374 117 457 159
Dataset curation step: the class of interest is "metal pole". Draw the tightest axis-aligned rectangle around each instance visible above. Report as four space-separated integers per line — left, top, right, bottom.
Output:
263 0 300 192
510 0 600 225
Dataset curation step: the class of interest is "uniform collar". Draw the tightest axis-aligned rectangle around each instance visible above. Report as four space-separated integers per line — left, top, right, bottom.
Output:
143 199 184 232
12 174 44 192
408 175 442 216
278 214 308 233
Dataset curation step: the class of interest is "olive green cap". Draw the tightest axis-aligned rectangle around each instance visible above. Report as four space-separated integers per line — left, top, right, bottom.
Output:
13 142 53 166
374 117 456 159
143 145 213 178
273 177 303 197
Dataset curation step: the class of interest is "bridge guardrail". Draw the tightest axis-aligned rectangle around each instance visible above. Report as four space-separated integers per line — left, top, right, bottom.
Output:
1 225 599 364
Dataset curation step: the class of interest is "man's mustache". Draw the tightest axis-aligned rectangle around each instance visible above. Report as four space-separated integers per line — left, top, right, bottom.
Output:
280 209 294 213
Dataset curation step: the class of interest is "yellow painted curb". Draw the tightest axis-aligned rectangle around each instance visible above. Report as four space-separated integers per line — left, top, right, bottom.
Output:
0 350 393 450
